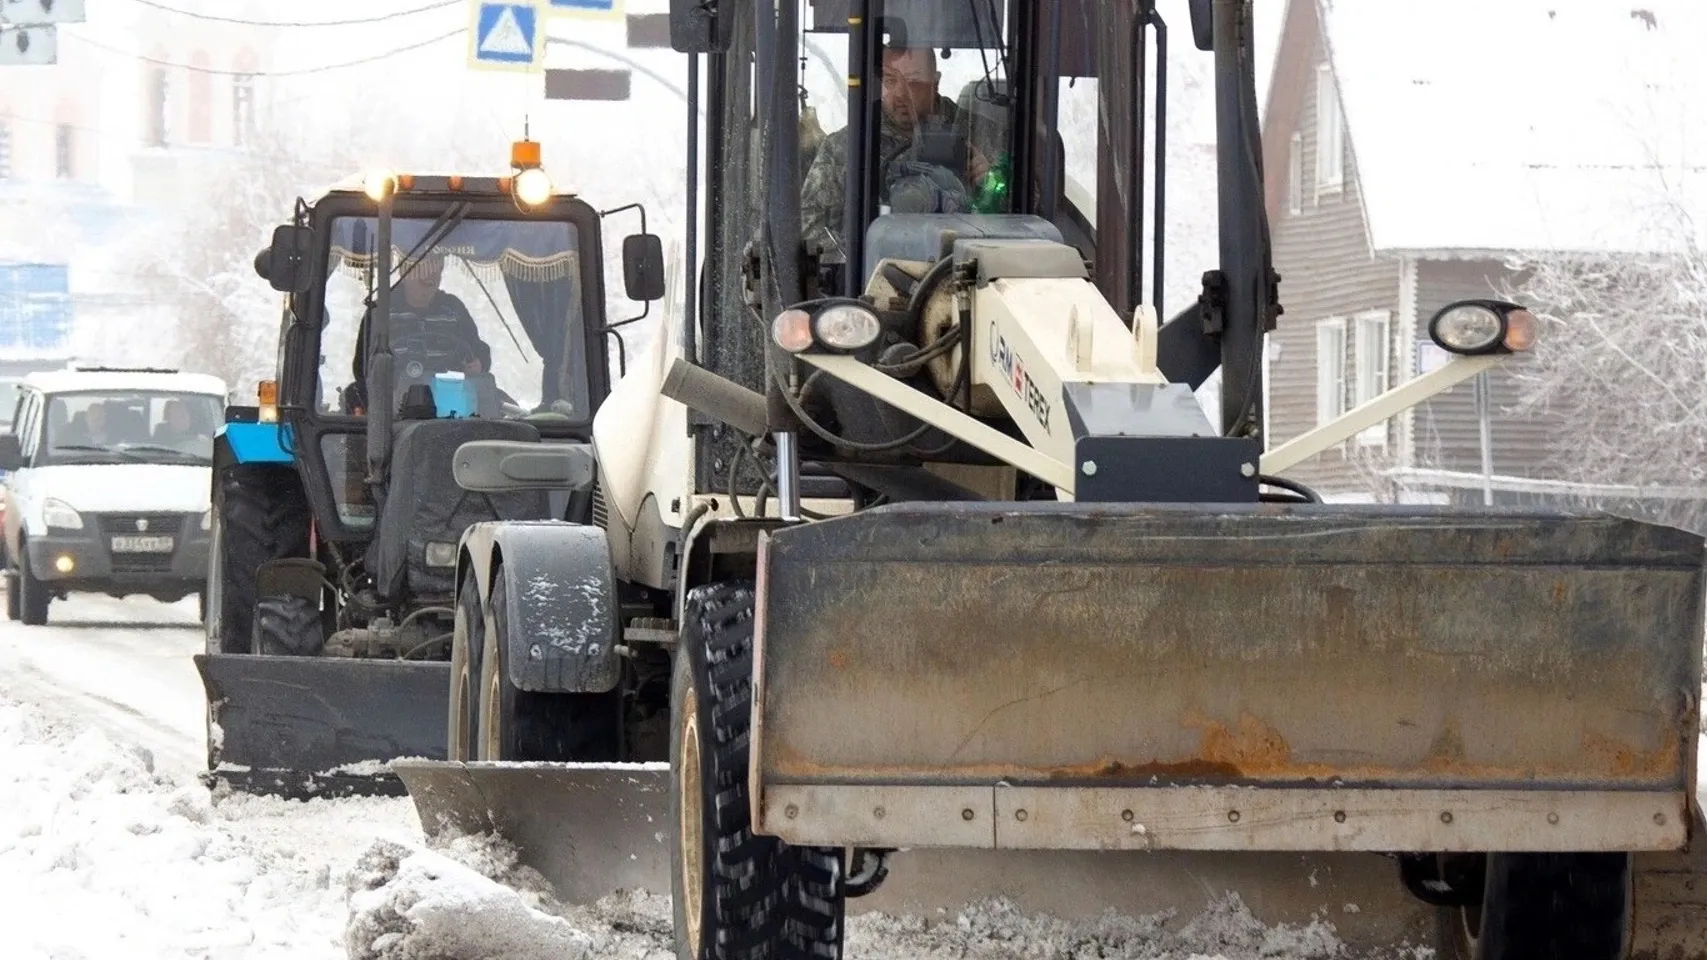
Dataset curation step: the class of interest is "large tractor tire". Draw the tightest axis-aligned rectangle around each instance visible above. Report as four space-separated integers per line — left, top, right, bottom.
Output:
215 463 310 655
668 581 845 960
474 559 621 763
1436 851 1632 960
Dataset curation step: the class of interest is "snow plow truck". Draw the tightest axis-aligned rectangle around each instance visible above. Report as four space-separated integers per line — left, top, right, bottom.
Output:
193 148 667 797
350 1 1700 957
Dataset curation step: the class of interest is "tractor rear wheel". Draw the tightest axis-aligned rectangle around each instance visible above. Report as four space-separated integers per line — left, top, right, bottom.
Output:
1437 852 1632 960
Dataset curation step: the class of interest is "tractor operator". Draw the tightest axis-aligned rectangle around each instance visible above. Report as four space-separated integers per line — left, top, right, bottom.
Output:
800 45 961 265
343 251 492 414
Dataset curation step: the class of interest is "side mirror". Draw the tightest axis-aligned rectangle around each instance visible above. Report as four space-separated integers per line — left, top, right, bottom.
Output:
622 233 666 302
0 434 23 472
669 0 731 52
262 224 315 294
1188 0 1212 51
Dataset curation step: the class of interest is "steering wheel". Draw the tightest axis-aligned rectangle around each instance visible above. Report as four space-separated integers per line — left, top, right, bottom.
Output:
390 329 476 395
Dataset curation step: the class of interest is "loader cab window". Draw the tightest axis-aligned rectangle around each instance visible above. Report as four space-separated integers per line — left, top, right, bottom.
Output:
799 3 1023 267
319 215 593 427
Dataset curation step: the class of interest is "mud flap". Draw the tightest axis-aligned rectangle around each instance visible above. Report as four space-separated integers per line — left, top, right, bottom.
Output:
391 760 672 904
194 653 451 799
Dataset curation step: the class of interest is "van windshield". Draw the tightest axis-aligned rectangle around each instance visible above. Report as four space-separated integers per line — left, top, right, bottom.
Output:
40 391 222 466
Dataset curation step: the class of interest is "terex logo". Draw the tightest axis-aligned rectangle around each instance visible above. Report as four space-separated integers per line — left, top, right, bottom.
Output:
988 321 1052 433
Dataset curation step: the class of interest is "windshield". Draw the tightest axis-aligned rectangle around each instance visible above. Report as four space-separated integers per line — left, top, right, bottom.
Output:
320 215 591 425
41 391 221 465
0 381 19 428
800 1 1016 266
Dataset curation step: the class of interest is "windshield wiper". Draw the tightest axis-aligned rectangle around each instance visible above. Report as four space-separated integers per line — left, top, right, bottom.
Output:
120 443 209 460
50 444 118 453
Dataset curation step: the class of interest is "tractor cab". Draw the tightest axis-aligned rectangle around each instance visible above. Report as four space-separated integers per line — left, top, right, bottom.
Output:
194 142 664 795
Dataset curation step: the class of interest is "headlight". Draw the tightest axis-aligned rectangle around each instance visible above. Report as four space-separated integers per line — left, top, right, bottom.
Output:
200 510 213 532
514 168 553 206
363 168 396 202
1428 299 1539 356
43 498 82 530
813 303 883 352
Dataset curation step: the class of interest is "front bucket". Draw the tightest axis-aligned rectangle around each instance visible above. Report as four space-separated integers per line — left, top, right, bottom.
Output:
194 653 451 799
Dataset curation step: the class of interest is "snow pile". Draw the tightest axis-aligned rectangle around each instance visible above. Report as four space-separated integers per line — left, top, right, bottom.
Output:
0 694 413 959
344 831 1426 960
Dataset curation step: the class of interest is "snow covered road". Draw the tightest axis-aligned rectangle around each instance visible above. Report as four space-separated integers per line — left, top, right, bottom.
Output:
0 594 1694 960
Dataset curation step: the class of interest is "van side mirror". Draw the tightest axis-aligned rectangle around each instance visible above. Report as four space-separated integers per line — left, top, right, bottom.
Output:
1188 0 1212 51
261 224 315 294
622 233 666 302
0 434 23 472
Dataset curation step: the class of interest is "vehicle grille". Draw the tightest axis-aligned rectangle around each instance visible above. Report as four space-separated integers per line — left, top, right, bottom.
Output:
591 477 608 529
95 513 185 536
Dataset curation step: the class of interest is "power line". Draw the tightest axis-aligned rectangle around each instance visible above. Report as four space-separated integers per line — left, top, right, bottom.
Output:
120 0 460 28
62 29 462 75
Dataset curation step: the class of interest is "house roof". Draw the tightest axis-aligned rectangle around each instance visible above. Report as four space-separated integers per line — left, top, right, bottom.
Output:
1310 0 1707 256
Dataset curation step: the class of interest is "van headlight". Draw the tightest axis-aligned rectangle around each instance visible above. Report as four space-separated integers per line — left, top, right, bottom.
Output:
43 498 82 530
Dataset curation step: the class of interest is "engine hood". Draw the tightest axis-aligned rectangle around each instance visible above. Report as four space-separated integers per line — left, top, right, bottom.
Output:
29 463 213 514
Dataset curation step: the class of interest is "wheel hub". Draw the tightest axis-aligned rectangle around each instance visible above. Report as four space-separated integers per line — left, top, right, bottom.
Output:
677 686 704 957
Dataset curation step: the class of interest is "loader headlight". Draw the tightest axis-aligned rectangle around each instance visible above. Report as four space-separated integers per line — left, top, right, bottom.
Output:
1428 299 1539 355
770 300 883 354
813 303 883 352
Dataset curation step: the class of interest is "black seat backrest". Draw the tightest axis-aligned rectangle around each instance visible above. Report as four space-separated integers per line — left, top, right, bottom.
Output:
372 418 551 602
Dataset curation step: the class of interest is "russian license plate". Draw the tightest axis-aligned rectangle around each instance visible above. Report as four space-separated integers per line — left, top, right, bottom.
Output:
111 535 174 554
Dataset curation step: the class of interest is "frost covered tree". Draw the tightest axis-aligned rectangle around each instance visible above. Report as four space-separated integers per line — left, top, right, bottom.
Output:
1500 228 1707 530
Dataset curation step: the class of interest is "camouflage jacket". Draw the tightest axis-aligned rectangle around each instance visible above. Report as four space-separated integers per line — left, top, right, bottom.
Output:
800 95 960 264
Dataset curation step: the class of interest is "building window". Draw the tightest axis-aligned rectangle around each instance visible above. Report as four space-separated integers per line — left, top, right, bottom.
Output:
232 74 255 145
147 67 169 146
1288 131 1303 214
54 124 74 178
1315 62 1344 195
1316 318 1347 427
1354 310 1392 445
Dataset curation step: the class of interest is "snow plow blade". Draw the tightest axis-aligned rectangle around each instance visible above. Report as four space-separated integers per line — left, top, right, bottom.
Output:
392 760 674 905
193 653 450 799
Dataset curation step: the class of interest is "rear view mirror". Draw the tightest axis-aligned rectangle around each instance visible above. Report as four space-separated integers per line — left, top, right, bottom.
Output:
0 434 23 472
261 224 315 294
669 0 731 52
1188 0 1212 51
622 233 666 302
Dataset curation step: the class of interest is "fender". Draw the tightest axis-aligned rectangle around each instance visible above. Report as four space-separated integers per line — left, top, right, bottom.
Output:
459 519 620 694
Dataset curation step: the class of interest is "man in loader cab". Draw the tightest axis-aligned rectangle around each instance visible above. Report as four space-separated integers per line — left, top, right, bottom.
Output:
342 251 492 414
800 44 960 264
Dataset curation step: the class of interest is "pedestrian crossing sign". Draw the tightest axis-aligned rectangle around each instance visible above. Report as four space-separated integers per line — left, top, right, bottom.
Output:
545 0 623 20
467 0 545 72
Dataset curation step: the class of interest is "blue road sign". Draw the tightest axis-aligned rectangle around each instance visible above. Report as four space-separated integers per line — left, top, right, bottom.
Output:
545 0 622 19
468 1 543 72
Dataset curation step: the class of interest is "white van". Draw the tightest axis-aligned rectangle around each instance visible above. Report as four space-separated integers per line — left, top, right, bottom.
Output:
0 366 227 624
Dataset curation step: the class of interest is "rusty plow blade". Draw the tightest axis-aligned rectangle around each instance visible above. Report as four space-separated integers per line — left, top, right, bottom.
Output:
391 760 675 905
748 503 1707 955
